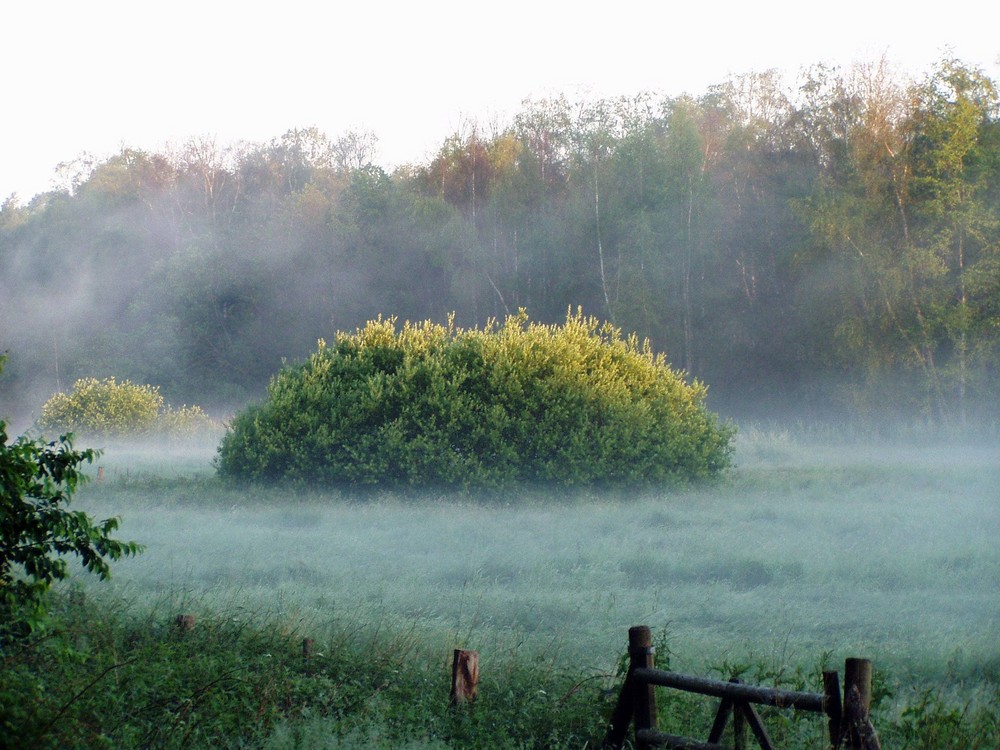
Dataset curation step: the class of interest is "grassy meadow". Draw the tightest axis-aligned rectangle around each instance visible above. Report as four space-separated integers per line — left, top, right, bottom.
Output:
8 427 1000 748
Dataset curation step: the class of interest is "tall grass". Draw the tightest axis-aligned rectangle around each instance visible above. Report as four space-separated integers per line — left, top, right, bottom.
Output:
77 431 1000 681
17 426 997 747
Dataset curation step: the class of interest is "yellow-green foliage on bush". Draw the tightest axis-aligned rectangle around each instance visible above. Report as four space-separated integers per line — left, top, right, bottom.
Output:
38 378 218 441
39 378 162 437
217 310 735 489
156 404 219 441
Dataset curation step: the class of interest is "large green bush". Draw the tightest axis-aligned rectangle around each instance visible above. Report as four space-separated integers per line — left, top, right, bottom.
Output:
217 311 734 489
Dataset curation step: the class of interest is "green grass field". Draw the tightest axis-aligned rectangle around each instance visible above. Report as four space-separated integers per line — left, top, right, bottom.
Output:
8 428 999 748
78 430 999 680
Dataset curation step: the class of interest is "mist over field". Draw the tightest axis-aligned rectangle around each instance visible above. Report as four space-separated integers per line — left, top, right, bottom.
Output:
3 51 1000 747
73 430 1000 691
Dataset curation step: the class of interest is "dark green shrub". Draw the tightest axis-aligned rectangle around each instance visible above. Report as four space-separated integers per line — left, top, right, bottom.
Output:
217 310 734 489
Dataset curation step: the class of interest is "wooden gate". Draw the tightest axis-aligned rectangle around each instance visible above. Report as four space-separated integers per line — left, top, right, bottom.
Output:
603 626 880 750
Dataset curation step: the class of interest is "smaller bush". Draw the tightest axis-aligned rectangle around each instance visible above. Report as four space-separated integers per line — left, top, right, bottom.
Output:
157 404 218 441
38 378 219 442
39 377 163 438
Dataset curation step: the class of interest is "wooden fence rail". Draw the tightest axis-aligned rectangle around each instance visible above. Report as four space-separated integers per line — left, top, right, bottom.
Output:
603 626 880 750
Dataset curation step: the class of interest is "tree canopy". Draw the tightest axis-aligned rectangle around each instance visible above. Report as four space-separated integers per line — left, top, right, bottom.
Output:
2 57 999 429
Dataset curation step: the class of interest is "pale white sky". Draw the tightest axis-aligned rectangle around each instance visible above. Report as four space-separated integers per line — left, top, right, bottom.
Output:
4 0 998 202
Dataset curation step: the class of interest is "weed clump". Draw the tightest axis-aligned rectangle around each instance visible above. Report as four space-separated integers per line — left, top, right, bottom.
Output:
217 310 734 490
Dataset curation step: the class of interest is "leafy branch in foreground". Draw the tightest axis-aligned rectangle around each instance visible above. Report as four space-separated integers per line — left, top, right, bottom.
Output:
1 370 143 635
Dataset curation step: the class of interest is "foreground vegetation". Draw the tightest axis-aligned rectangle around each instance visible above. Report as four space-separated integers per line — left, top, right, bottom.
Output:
4 579 997 749
0 355 143 639
3 592 612 749
3 428 996 747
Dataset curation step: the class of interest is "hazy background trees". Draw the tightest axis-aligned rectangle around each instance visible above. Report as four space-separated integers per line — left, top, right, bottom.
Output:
2 56 997 431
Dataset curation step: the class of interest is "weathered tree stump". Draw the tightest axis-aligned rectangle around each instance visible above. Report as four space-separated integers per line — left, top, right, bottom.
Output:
174 614 196 632
450 649 479 705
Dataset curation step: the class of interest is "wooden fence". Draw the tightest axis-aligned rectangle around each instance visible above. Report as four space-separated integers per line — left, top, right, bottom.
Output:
171 614 880 749
603 626 880 750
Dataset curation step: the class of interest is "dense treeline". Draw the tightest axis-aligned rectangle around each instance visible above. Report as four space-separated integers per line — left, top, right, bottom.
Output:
2 56 998 429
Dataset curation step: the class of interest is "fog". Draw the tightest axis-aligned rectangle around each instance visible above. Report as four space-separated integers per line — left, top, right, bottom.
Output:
70 432 999 692
2 64 998 711
5 58 1000 434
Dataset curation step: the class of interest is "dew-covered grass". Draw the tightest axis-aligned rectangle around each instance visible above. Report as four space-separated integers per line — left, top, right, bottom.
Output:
73 428 1000 691
4 427 992 748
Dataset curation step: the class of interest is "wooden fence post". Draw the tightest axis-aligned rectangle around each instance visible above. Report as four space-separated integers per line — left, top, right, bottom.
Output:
733 696 747 750
302 638 316 674
823 669 843 748
450 649 479 705
840 658 880 750
629 625 658 750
